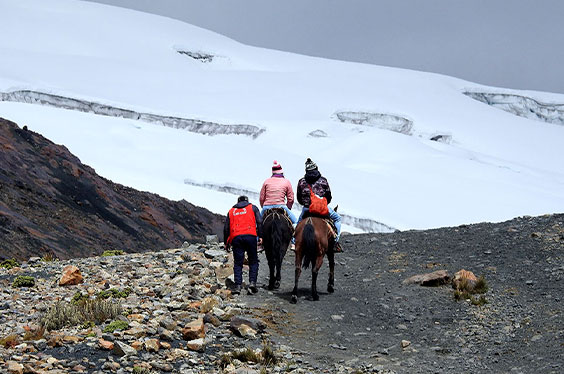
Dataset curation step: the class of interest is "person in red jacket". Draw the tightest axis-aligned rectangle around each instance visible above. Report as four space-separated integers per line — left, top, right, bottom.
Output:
224 196 263 295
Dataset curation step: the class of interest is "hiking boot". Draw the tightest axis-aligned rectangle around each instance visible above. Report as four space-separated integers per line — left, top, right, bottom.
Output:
231 284 241 295
248 282 258 294
334 242 343 253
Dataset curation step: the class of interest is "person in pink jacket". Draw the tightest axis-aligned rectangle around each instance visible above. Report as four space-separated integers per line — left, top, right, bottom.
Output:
259 160 298 224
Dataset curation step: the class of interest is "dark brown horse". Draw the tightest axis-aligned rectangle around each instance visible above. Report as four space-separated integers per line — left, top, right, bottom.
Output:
262 208 294 290
291 215 336 303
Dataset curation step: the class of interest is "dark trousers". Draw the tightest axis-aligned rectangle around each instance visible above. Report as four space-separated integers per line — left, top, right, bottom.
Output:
232 234 259 285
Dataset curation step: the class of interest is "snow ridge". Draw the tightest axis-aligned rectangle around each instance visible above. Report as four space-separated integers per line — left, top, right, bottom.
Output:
0 91 265 138
183 178 396 233
464 91 564 125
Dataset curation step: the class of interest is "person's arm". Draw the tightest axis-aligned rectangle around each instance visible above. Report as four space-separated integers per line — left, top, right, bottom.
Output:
286 180 295 209
296 179 305 206
223 213 231 248
259 182 267 207
253 205 263 238
322 178 332 205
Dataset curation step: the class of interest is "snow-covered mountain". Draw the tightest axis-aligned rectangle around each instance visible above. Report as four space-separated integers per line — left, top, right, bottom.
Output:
1 0 563 233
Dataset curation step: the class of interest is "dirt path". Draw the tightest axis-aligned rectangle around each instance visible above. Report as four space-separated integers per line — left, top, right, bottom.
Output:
240 214 564 373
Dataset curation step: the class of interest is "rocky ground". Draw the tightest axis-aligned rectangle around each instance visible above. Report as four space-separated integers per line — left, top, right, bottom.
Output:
1 213 563 373
242 213 564 373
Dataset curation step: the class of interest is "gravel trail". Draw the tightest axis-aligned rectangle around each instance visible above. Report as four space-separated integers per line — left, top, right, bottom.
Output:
240 214 564 373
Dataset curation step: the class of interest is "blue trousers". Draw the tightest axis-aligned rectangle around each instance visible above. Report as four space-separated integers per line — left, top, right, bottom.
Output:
261 204 298 224
232 234 259 285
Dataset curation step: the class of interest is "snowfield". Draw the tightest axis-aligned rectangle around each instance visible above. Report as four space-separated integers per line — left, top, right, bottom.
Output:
1 0 563 233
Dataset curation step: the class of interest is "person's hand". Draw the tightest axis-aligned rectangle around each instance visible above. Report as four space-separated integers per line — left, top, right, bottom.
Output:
225 244 231 252
258 238 263 246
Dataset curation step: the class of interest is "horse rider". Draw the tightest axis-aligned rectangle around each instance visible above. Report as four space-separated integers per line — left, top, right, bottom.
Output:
296 158 343 252
224 196 263 295
259 160 298 225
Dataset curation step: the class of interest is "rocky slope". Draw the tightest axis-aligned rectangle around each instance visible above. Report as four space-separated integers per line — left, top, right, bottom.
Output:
0 118 224 261
0 240 305 374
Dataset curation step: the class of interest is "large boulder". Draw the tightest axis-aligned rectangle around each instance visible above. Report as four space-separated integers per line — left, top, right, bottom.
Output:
59 265 83 286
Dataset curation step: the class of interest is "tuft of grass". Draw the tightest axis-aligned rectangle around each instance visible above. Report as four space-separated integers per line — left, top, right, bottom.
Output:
471 295 488 306
85 332 97 338
218 353 232 369
0 334 20 348
101 250 125 257
231 347 261 363
12 275 35 288
97 287 132 299
23 326 45 341
41 252 58 262
103 320 129 333
1 259 20 269
261 341 278 366
473 276 488 294
41 299 122 331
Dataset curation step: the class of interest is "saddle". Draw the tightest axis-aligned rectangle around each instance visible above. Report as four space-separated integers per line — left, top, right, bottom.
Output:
263 207 294 234
302 211 337 242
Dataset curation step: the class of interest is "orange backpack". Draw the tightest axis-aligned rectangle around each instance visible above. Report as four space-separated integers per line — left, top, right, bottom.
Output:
308 184 329 216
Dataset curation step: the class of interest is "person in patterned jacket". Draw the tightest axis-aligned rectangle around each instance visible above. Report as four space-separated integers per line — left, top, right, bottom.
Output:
296 158 342 252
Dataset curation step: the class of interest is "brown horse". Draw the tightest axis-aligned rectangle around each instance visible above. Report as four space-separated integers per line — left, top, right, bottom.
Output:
291 215 336 303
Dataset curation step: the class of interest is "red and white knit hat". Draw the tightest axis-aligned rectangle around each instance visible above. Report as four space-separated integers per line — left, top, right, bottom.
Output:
272 160 283 174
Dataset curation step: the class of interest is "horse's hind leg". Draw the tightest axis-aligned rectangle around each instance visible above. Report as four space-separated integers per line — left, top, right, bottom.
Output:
291 256 302 303
274 262 281 289
327 250 335 293
311 269 319 301
268 263 276 290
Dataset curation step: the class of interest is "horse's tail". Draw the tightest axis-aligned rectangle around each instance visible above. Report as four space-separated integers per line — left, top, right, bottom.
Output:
272 218 283 264
301 219 316 269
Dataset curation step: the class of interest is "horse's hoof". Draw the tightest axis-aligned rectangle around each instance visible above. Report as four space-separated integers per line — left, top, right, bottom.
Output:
312 294 319 301
274 280 281 289
290 295 298 304
327 284 334 293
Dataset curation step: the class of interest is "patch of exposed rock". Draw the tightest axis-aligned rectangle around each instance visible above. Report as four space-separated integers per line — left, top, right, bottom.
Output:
0 118 224 260
0 242 305 373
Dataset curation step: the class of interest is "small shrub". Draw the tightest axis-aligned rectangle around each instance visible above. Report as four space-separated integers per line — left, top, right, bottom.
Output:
41 298 122 331
453 274 488 306
12 275 35 288
82 321 95 329
0 334 20 348
471 295 488 306
23 326 45 341
97 287 132 299
103 320 129 333
101 250 125 257
72 291 89 305
85 332 97 338
1 259 20 269
132 366 151 374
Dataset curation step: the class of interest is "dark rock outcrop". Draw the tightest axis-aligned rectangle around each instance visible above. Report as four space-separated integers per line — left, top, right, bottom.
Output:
0 118 224 260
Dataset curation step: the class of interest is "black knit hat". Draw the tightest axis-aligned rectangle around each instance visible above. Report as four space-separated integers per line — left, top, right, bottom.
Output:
237 195 248 203
305 158 318 171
